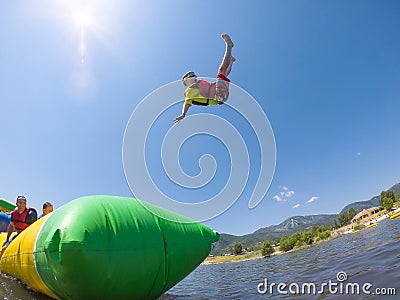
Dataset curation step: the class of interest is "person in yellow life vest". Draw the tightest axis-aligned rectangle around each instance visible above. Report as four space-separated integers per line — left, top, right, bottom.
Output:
174 34 236 123
0 195 37 258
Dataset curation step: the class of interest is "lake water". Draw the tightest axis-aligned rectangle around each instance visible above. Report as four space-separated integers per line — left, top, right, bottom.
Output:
1 218 399 299
162 217 399 299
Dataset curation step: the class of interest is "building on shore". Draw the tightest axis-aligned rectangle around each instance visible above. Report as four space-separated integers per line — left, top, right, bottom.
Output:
351 207 382 224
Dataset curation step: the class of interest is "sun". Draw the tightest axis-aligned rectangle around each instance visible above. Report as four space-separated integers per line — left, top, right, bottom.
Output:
76 9 91 27
65 3 117 64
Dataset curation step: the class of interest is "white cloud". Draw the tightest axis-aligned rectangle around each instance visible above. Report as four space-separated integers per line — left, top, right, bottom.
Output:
307 196 319 203
293 204 300 208
285 191 295 197
274 186 296 202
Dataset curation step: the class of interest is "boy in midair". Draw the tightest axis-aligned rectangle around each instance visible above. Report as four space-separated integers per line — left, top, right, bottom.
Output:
174 34 236 123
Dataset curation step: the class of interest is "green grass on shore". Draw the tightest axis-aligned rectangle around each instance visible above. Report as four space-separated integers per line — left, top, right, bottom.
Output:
204 250 263 264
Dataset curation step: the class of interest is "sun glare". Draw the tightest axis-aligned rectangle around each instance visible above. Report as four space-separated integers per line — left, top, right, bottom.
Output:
74 9 92 64
66 3 118 65
76 9 91 27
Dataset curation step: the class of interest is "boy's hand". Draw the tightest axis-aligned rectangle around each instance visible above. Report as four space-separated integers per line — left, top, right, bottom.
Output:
174 114 185 123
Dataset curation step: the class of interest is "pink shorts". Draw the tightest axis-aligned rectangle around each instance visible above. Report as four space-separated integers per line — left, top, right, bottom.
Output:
216 73 230 103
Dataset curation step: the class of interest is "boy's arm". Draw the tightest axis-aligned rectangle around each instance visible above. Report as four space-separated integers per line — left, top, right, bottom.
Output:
174 103 190 123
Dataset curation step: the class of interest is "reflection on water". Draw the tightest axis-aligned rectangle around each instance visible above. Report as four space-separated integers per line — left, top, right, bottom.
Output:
1 218 399 299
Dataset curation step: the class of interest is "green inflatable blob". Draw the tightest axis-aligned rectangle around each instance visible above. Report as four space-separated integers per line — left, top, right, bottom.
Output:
34 196 219 299
0 198 16 212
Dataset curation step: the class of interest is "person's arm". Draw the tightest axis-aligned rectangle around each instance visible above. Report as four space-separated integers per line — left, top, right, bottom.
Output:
4 222 15 244
174 103 191 123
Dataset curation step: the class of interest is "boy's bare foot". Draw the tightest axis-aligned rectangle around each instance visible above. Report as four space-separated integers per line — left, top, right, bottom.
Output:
221 34 234 48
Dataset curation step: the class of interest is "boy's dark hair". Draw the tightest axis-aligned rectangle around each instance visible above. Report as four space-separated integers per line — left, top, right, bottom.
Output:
43 202 53 210
182 71 196 83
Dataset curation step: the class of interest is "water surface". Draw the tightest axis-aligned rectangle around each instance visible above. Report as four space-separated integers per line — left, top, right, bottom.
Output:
162 217 399 299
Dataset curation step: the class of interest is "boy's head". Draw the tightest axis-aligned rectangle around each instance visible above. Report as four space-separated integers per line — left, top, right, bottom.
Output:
16 195 27 212
182 71 197 86
42 202 53 216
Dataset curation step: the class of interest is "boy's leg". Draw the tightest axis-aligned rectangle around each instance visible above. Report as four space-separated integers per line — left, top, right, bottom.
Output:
216 34 236 103
218 34 235 77
225 56 236 77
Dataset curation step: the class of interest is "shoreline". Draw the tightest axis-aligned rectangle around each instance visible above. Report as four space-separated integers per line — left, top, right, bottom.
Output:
202 236 336 265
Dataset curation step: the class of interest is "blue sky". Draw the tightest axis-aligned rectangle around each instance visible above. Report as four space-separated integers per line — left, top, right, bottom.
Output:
1 1 399 235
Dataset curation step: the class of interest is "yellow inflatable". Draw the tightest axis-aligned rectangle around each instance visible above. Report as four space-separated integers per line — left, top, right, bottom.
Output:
1 195 219 299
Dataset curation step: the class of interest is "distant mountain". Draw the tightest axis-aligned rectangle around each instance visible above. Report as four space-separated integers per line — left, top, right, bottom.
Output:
212 182 400 255
340 182 400 214
212 214 337 255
